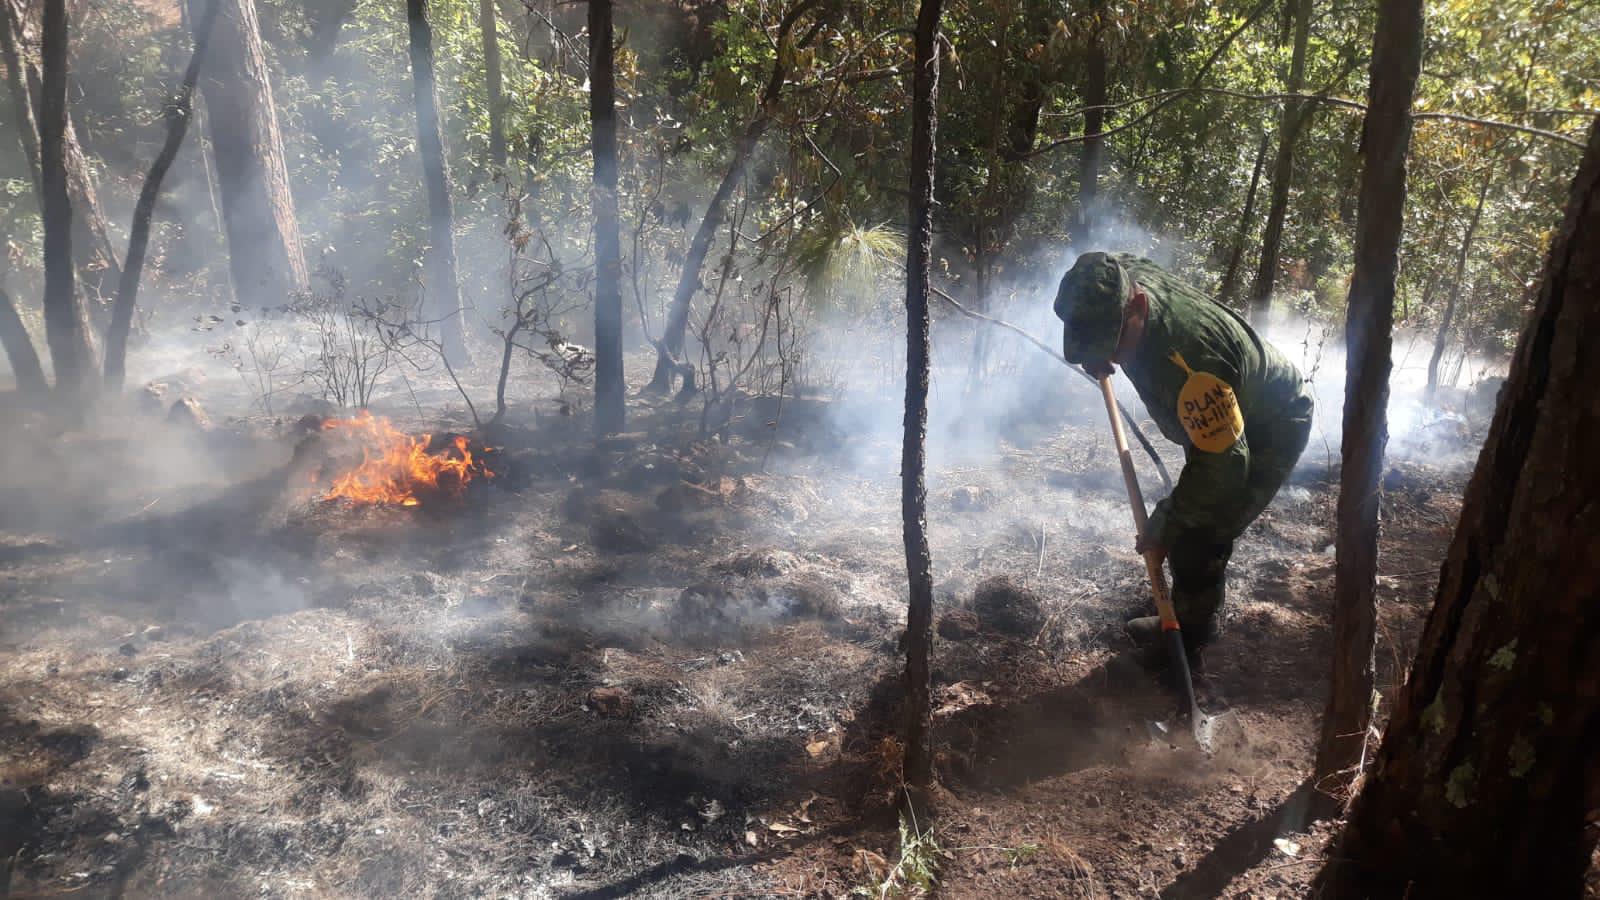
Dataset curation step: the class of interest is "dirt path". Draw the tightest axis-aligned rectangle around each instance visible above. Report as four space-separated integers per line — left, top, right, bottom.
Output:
0 384 1471 899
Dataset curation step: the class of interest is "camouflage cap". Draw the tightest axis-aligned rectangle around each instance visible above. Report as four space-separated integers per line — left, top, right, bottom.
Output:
1054 251 1131 365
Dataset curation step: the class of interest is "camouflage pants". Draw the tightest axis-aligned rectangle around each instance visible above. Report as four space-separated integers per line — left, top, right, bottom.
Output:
1169 391 1314 651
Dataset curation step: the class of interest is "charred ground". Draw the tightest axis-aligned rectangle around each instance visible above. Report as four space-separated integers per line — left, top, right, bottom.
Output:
0 358 1478 899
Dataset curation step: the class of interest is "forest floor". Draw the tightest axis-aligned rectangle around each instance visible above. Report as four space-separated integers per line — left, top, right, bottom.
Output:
0 347 1539 899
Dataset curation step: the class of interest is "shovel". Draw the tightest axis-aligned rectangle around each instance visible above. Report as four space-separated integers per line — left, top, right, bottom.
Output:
1097 375 1242 754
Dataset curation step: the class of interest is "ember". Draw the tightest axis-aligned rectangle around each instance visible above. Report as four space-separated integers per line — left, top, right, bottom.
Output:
317 412 493 507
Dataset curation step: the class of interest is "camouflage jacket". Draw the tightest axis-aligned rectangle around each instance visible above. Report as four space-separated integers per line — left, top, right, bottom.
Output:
1114 254 1310 544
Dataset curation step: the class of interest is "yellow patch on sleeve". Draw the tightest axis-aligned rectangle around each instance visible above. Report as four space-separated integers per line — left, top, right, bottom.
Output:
1170 351 1245 453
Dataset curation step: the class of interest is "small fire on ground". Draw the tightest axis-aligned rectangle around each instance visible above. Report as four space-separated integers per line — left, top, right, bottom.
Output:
316 412 494 507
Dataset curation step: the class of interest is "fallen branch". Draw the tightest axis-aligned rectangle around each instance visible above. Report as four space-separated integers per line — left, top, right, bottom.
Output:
926 282 1174 492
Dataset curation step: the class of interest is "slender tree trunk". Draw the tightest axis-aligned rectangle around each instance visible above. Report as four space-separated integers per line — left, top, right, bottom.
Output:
1248 0 1312 323
0 0 41 201
188 0 307 309
38 0 96 395
304 0 359 69
645 0 818 396
104 0 219 389
1425 169 1492 405
588 0 623 434
479 0 506 169
1315 118 1600 900
1310 0 1424 816
406 0 470 365
901 0 943 795
0 286 48 395
5 0 120 306
1410 224 1453 323
1217 131 1270 306
1078 21 1107 246
645 131 755 395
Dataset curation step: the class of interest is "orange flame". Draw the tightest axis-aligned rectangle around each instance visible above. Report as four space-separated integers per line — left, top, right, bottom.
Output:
318 411 492 507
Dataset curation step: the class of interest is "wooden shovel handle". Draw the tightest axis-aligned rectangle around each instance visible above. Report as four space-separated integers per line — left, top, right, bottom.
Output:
1098 376 1181 632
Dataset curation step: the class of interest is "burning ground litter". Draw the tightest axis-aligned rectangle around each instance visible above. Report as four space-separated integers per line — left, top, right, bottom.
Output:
0 363 1481 899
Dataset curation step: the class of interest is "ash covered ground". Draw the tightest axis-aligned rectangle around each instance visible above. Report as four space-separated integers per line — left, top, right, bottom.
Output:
0 335 1486 899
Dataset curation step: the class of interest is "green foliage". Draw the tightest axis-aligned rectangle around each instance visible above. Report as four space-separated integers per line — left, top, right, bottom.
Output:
853 811 945 899
0 0 1588 373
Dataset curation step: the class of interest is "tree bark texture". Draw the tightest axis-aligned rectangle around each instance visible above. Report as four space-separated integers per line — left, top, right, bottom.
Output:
1247 0 1312 323
38 0 96 393
5 0 121 305
478 0 506 169
1311 0 1424 813
1424 169 1492 404
901 0 943 793
645 0 818 396
0 286 48 395
1315 116 1600 900
1217 131 1270 307
188 0 307 309
588 0 624 434
406 0 470 365
104 0 219 389
1078 22 1107 247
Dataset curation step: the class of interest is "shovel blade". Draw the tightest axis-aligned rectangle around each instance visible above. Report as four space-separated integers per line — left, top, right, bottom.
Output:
1145 709 1246 755
1192 710 1245 755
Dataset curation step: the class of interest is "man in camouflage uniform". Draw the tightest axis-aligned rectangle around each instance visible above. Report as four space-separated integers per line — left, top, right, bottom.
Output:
1054 251 1314 669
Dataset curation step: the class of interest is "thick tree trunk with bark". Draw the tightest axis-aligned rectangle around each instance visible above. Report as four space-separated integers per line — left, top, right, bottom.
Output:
38 0 96 394
1425 170 1491 404
1078 23 1107 246
1247 0 1311 323
589 0 624 434
0 286 48 395
188 0 307 309
645 0 817 396
104 0 219 389
1310 0 1424 814
478 0 506 169
5 0 121 305
407 0 470 365
901 0 943 794
1315 117 1600 900
1217 131 1270 307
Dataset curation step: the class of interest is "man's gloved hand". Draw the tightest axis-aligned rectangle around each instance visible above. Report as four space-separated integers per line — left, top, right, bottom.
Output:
1136 531 1167 565
1083 360 1114 379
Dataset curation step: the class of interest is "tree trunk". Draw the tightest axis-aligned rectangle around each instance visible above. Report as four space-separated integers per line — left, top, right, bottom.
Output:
1217 131 1270 307
304 0 358 69
0 286 48 395
5 0 121 306
188 0 307 309
1424 169 1492 405
901 0 943 795
38 0 96 395
1247 0 1312 323
406 0 470 366
479 0 506 169
588 0 624 434
645 0 817 396
0 0 41 201
1310 0 1424 816
1078 21 1107 247
1409 224 1453 323
104 0 219 389
1315 117 1600 900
